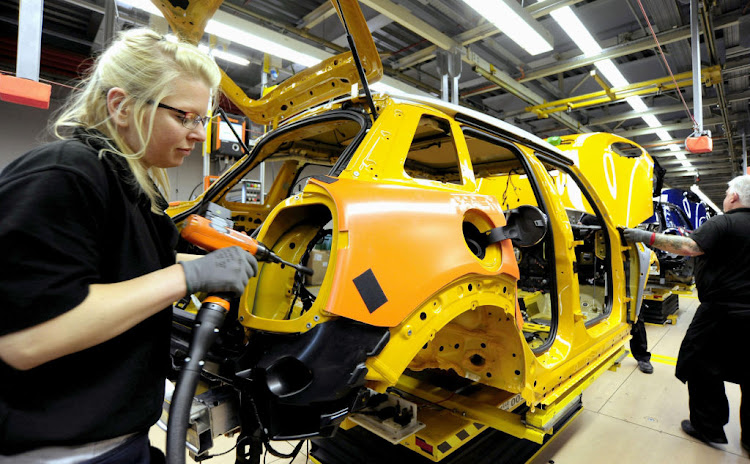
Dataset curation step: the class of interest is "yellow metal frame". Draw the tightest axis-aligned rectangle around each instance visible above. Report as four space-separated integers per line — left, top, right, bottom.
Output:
159 1 656 460
397 409 488 462
526 66 721 118
155 0 382 126
238 96 648 445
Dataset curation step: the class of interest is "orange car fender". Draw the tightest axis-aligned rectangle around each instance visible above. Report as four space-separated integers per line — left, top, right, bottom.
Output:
308 177 520 327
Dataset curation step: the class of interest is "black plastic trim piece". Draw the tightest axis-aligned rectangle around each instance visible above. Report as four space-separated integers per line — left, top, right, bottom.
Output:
233 319 390 440
311 175 339 184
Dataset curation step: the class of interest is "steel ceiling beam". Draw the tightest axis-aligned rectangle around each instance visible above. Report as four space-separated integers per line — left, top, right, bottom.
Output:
517 10 741 84
392 23 496 70
360 0 459 50
391 0 585 71
617 117 726 138
590 99 719 126
526 66 721 118
298 1 336 30
354 0 587 132
590 89 750 126
699 2 739 176
665 165 733 175
471 61 587 132
656 156 733 166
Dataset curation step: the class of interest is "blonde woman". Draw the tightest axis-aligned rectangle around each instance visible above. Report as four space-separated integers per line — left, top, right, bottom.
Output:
0 29 256 463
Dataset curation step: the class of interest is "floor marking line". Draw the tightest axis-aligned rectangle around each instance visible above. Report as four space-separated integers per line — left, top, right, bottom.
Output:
627 353 677 366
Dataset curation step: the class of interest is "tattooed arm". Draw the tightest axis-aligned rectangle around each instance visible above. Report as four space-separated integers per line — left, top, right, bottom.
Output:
652 234 704 256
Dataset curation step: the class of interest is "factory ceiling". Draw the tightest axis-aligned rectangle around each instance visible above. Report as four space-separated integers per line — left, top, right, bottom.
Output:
1 0 748 207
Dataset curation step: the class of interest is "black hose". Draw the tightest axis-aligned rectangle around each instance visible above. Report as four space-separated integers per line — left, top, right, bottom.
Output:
166 298 230 464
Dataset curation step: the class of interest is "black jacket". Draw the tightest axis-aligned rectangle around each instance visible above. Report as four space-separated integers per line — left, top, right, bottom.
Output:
0 131 178 454
675 208 750 383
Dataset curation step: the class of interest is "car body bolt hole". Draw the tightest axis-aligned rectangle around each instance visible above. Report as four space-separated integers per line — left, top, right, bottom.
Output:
470 355 485 366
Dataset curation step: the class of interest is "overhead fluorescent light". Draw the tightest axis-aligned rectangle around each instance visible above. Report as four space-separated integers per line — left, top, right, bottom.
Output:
462 0 553 55
117 0 320 67
165 35 251 66
667 144 682 151
625 96 648 112
198 44 250 66
543 2 679 144
594 60 628 87
549 6 600 56
204 20 320 67
642 115 662 128
690 184 722 215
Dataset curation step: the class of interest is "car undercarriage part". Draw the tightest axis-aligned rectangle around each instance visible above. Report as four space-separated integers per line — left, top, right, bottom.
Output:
347 392 425 444
157 384 240 460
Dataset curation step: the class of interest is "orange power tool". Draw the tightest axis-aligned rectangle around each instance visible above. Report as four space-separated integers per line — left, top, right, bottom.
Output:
181 214 313 275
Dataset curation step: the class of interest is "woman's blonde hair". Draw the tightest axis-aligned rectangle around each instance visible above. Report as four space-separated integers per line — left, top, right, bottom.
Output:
53 28 222 213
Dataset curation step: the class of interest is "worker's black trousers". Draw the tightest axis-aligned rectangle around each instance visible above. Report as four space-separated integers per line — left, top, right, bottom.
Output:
79 433 164 464
629 317 650 362
688 377 748 442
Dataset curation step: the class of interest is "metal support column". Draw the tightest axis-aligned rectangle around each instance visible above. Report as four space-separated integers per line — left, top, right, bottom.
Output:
690 0 703 133
437 48 461 104
16 0 44 81
103 0 117 47
743 131 747 174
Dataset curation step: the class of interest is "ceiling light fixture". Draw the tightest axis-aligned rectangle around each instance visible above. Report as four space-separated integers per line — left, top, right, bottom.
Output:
540 1 686 159
205 18 320 67
165 35 250 66
462 0 553 55
117 0 320 67
198 45 250 67
690 184 722 214
549 6 600 56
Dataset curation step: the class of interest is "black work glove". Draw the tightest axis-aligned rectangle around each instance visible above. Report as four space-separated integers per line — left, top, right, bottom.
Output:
180 246 258 296
622 228 652 244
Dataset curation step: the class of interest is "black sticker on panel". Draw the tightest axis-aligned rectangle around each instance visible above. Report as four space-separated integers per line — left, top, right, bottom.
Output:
353 269 388 313
437 442 452 453
456 430 469 441
474 422 484 430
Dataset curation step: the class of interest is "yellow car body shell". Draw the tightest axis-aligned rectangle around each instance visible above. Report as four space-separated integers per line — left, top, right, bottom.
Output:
160 0 653 449
231 95 649 412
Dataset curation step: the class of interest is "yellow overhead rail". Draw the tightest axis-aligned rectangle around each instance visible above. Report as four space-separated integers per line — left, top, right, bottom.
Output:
526 65 721 118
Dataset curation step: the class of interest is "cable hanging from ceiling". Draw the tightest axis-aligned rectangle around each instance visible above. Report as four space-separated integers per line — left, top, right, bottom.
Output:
635 0 698 129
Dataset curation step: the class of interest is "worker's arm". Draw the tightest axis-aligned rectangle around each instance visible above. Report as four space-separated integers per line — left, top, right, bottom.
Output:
622 228 704 256
0 264 187 371
652 234 704 256
0 247 257 371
